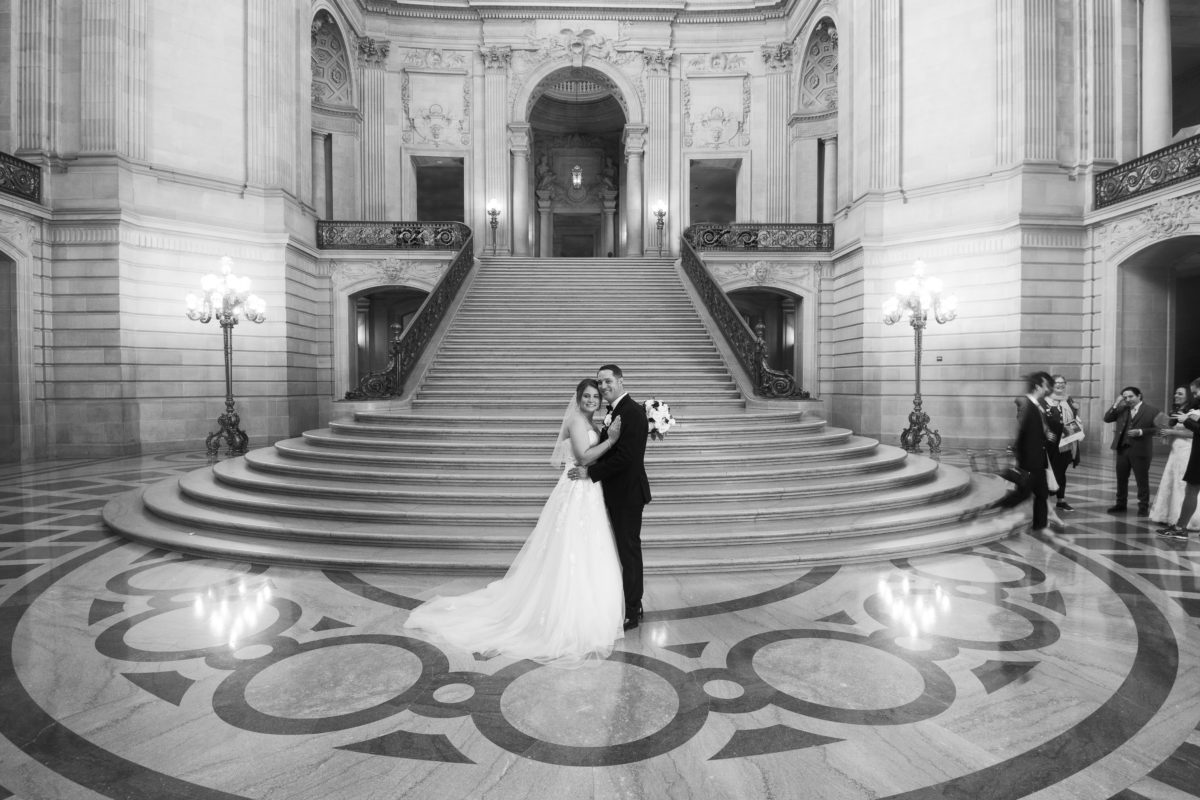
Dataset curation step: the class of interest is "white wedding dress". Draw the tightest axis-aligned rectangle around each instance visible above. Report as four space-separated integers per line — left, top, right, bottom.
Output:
404 430 625 668
1150 437 1200 530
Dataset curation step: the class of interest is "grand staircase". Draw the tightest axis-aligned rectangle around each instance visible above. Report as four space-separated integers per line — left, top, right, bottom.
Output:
103 256 1025 572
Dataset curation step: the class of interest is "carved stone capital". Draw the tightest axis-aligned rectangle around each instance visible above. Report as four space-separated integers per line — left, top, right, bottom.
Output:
761 43 793 71
642 48 674 75
480 45 512 72
356 36 390 67
623 124 648 155
508 123 532 154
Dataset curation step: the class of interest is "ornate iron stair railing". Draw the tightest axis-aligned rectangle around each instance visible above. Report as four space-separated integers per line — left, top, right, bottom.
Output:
0 151 42 204
317 220 470 250
680 237 809 399
342 227 475 400
1094 133 1200 208
684 221 833 252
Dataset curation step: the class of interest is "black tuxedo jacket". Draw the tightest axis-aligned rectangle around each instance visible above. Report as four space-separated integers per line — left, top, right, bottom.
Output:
589 394 652 506
1102 401 1160 458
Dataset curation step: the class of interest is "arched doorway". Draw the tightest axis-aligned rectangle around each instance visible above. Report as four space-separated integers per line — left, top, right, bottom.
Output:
526 67 627 257
349 287 428 387
1113 235 1200 406
729 288 802 381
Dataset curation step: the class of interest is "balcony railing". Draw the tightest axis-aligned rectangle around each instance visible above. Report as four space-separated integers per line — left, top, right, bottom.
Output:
1095 134 1200 208
317 220 470 250
0 152 42 204
684 222 833 251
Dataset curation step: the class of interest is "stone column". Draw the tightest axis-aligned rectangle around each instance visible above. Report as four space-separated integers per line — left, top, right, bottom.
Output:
357 36 390 218
312 131 328 219
480 46 512 254
623 124 648 256
643 49 674 253
1141 0 1173 152
601 191 618 257
821 136 838 222
761 43 793 221
82 0 150 155
537 191 553 257
508 123 532 256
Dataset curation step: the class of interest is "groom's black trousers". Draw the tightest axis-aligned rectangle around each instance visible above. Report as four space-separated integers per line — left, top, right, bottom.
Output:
607 500 645 613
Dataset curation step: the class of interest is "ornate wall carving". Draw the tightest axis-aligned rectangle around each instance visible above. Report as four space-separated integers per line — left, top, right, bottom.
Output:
709 259 832 294
401 72 470 147
330 259 447 292
1096 193 1200 262
311 12 354 108
683 74 752 149
506 27 651 117
798 21 838 113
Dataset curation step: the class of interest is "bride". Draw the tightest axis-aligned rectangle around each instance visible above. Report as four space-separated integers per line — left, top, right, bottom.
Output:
404 378 626 667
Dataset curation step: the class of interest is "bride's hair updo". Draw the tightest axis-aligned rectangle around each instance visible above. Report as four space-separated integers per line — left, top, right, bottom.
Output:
575 378 599 402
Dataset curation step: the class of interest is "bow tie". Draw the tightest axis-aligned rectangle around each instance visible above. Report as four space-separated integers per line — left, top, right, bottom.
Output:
605 405 613 413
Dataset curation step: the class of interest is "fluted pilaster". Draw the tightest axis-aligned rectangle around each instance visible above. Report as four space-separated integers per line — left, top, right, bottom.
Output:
15 0 51 155
863 0 901 190
481 46 511 253
358 36 390 218
760 43 792 221
643 50 674 253
81 0 120 153
1085 0 1118 163
1024 0 1057 161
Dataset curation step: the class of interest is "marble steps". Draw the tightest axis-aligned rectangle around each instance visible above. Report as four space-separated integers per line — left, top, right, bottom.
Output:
104 471 1019 572
347 408 816 431
272 432 884 472
409 398 748 415
208 451 940 508
325 419 832 445
143 458 966 535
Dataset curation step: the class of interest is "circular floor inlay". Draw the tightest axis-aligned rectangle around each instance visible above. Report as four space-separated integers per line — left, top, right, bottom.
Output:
909 553 1026 584
703 679 745 700
433 683 474 703
243 643 422 718
127 562 255 593
753 638 925 710
500 661 679 747
124 605 281 652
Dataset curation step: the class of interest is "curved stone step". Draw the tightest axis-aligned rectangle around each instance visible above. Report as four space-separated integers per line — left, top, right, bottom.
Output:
102 473 1023 573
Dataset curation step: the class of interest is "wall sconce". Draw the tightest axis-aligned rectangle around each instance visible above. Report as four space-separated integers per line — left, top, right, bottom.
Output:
571 164 582 189
486 199 501 254
652 200 668 257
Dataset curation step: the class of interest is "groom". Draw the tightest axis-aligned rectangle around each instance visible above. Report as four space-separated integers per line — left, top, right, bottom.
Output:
568 364 651 630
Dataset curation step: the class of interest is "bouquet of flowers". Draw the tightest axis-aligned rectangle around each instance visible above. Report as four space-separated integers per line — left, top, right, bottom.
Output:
644 398 676 441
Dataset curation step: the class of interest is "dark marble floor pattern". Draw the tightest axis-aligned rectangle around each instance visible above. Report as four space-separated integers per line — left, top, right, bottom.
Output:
0 452 1199 798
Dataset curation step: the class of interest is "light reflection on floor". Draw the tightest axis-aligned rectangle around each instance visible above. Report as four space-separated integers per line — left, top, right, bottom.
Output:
1 450 1199 800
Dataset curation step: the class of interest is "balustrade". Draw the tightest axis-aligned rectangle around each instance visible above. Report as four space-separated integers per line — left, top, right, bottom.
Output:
317 220 470 250
684 222 833 252
1095 134 1200 208
0 152 42 204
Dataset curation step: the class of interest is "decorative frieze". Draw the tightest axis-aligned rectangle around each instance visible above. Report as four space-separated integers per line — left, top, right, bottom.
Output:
397 48 467 71
709 260 831 293
683 76 751 149
330 259 446 291
685 52 747 74
1096 193 1200 260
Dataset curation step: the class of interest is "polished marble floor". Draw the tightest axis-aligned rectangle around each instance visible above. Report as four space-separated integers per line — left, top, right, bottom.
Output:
1 451 1200 800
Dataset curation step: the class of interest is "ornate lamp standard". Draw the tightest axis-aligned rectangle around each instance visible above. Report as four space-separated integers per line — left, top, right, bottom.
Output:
882 260 958 455
185 256 266 458
652 200 667 257
486 199 501 254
